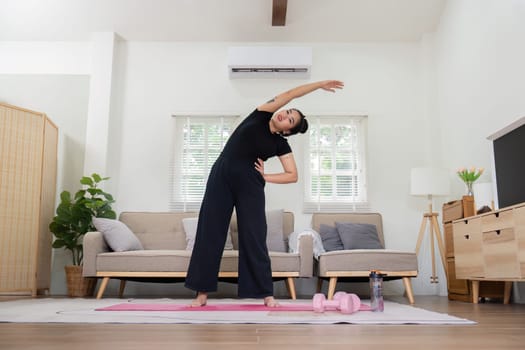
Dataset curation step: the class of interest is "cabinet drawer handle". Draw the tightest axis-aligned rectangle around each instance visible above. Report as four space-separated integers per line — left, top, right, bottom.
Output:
496 230 501 235
464 234 470 240
495 212 500 218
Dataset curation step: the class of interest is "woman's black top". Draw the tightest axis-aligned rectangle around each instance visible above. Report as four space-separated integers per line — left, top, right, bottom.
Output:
221 109 292 161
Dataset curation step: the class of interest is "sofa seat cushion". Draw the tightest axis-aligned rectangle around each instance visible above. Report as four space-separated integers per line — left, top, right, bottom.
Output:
97 250 192 272
96 249 302 274
216 251 301 273
317 249 417 276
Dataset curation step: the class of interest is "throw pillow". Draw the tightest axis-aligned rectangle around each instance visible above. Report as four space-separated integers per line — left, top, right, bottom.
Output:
182 217 234 251
266 209 286 252
92 217 144 252
335 222 383 250
319 224 344 251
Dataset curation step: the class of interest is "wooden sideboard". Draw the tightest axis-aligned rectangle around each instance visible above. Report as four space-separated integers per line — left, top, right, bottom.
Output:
443 197 506 302
452 201 525 303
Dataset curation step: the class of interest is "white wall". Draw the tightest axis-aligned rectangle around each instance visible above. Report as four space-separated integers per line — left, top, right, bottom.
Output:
435 0 525 188
434 0 525 302
2 0 524 299
0 41 91 74
0 75 90 192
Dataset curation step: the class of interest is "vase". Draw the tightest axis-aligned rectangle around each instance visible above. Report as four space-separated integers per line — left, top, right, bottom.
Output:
465 181 474 196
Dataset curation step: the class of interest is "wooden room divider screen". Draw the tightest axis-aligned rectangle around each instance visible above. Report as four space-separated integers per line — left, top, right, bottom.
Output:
0 102 58 296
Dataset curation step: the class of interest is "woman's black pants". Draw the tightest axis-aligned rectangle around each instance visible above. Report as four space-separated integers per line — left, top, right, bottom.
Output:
184 156 272 298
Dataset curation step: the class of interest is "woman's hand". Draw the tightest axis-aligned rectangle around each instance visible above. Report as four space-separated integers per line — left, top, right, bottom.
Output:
254 154 298 184
255 158 265 178
320 80 344 92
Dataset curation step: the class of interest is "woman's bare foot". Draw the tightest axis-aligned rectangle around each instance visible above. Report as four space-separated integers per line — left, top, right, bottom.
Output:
264 296 279 307
190 292 208 307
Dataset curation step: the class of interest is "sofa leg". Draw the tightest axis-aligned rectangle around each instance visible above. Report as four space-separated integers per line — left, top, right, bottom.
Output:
402 277 415 304
285 277 297 300
119 280 127 298
96 277 110 299
327 277 338 299
316 278 323 293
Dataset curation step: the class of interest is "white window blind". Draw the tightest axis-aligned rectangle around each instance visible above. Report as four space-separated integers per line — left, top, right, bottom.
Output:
170 115 237 211
303 116 369 213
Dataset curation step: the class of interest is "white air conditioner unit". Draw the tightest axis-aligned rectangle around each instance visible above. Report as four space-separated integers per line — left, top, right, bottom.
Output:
228 46 312 79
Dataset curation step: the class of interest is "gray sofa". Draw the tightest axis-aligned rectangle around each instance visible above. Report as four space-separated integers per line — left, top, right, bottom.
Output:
83 211 313 299
312 212 418 304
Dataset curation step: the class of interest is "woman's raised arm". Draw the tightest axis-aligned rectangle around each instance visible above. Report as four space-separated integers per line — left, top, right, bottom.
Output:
258 80 344 113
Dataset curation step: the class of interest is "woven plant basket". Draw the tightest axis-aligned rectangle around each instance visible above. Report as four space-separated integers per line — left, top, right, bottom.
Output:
64 265 96 297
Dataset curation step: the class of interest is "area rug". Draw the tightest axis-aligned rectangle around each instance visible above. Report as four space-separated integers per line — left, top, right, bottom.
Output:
0 298 476 325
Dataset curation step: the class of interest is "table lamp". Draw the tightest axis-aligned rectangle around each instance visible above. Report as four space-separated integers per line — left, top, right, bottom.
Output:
410 167 450 283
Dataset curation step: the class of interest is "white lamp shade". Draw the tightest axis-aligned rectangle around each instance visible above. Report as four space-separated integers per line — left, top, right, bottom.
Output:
410 167 450 196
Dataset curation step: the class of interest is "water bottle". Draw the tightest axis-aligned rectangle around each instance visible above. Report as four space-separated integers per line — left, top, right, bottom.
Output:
369 270 385 312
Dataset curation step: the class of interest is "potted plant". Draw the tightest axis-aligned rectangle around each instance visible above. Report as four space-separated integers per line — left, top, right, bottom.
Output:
456 167 484 196
49 173 116 297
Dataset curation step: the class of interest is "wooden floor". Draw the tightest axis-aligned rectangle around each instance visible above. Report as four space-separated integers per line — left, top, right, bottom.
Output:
0 295 524 350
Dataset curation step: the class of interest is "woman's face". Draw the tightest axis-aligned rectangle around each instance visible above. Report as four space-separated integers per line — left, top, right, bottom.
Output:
272 109 301 135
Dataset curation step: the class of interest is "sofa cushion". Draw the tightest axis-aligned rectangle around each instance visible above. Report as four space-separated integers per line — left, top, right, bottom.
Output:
119 212 192 250
95 249 301 274
266 209 286 252
93 217 144 252
319 224 344 251
312 213 385 248
97 250 191 272
336 222 383 250
182 217 233 251
229 210 287 252
317 249 418 275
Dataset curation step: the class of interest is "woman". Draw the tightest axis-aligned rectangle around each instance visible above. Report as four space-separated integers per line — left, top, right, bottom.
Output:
185 80 344 307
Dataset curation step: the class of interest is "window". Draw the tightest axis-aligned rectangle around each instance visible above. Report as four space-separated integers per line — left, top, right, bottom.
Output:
170 115 238 211
303 116 368 212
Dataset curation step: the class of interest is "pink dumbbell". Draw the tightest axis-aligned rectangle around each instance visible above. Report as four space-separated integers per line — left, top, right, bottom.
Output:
312 292 361 314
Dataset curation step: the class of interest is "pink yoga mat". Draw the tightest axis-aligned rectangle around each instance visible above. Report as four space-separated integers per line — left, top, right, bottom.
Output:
96 303 372 312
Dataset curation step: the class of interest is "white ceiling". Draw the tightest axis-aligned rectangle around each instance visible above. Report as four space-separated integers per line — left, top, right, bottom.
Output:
0 0 446 42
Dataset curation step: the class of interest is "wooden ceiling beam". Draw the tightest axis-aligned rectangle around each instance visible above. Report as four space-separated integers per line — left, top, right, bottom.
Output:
272 0 287 26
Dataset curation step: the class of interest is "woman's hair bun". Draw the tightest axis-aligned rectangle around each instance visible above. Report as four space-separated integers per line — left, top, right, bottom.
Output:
299 118 308 134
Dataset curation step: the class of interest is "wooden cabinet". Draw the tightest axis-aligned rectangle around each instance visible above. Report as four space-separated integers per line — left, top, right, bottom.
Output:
443 197 506 302
452 202 525 303
453 217 484 278
454 203 525 278
0 102 58 296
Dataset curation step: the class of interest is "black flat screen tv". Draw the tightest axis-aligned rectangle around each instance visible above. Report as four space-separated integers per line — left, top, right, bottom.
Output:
489 117 525 209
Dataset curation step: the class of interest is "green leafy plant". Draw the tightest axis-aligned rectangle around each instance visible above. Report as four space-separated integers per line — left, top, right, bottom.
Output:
49 174 116 265
456 167 484 196
456 167 484 183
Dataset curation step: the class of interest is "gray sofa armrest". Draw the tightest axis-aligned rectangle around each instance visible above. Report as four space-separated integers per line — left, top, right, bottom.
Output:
83 231 109 277
297 234 314 277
